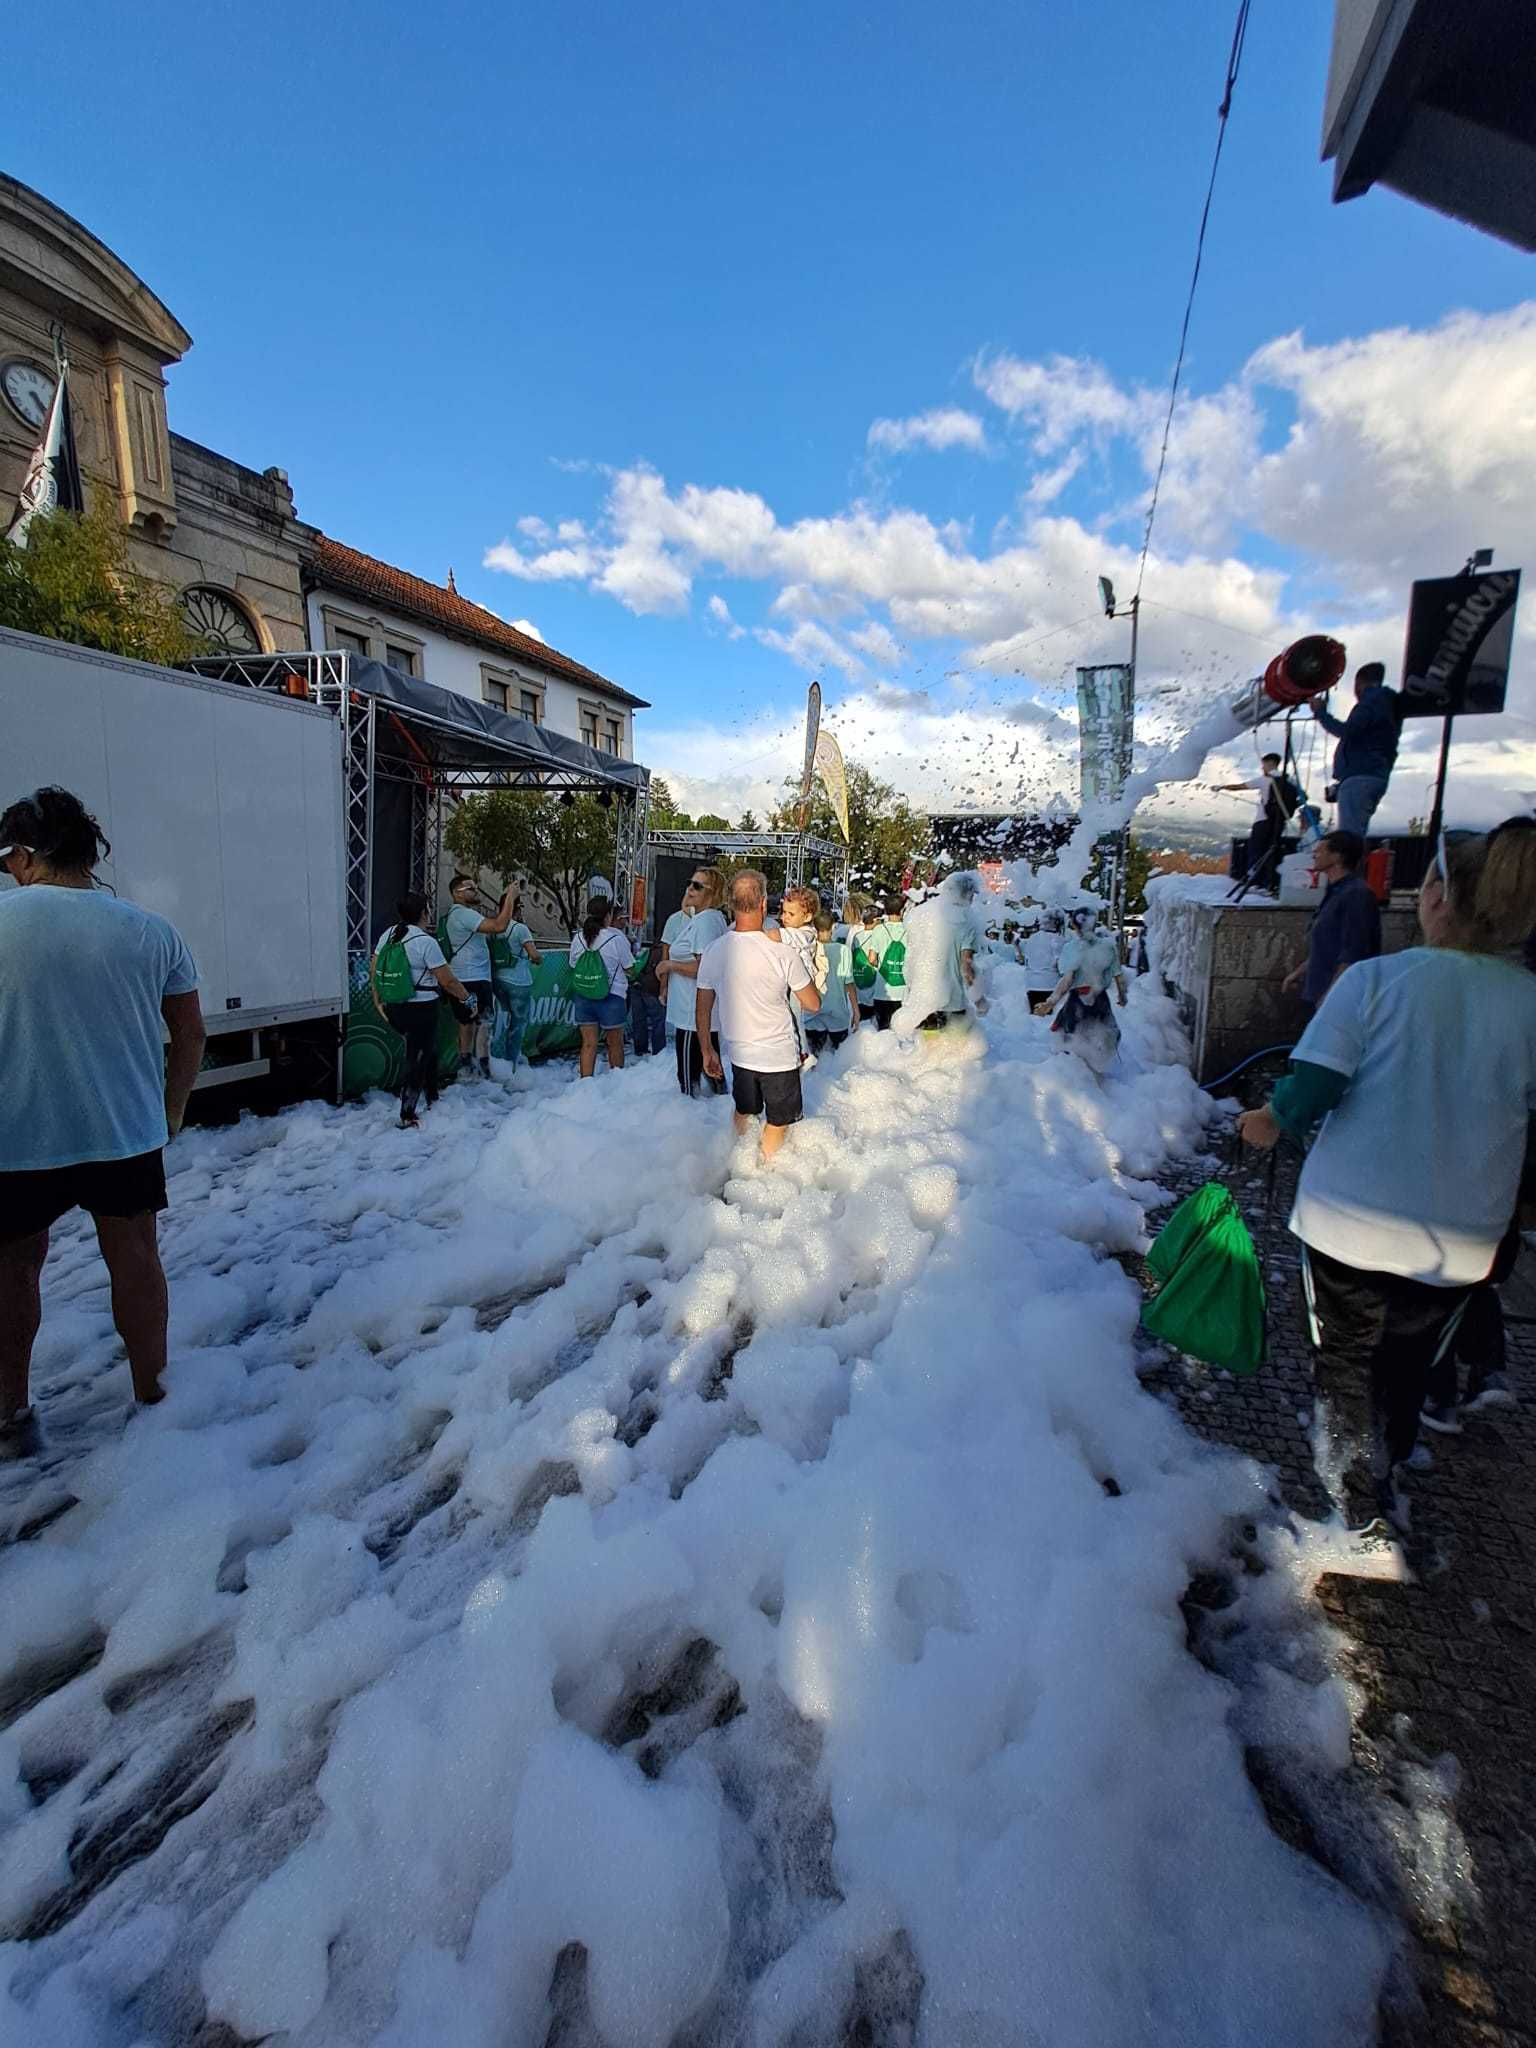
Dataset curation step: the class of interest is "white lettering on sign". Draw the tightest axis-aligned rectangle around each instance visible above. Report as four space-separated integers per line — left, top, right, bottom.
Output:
1426 573 1517 687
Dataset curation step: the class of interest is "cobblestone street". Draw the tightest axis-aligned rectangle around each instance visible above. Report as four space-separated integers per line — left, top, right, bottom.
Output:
1143 1126 1536 2048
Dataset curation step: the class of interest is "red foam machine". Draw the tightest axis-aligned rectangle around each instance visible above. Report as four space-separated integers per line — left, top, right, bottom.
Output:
1262 635 1347 709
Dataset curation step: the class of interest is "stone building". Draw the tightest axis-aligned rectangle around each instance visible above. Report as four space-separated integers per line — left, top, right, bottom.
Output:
1 175 646 751
0 175 308 651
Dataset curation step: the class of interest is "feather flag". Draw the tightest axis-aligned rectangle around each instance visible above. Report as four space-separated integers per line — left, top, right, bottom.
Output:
813 728 850 841
796 682 822 832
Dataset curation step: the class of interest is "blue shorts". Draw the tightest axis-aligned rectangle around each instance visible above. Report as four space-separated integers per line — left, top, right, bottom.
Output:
574 992 627 1029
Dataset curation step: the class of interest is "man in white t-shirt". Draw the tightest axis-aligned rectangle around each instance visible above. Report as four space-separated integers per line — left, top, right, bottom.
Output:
696 870 820 1159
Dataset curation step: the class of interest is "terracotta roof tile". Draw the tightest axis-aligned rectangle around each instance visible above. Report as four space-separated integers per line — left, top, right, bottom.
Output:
305 535 649 708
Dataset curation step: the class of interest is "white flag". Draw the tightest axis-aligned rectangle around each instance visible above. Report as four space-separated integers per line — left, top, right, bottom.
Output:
5 366 78 549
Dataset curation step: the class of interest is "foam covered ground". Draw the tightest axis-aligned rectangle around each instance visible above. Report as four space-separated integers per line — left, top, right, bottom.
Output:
0 966 1388 2046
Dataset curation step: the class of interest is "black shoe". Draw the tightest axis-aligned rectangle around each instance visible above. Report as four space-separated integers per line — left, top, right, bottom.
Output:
477 1058 492 1079
0 1406 45 1462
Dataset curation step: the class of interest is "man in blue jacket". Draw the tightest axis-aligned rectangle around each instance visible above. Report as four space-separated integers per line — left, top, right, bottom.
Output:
1281 832 1380 1009
1310 661 1403 838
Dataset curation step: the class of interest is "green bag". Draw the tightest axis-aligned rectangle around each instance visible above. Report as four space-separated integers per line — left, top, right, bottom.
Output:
879 934 906 988
1140 1182 1266 1376
626 946 650 982
374 937 416 1005
851 944 878 991
570 939 614 1000
489 931 515 972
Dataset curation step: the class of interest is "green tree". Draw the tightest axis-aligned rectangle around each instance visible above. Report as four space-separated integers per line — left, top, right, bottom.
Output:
695 812 731 831
770 758 928 894
648 777 694 830
0 508 207 666
736 809 761 831
446 791 616 930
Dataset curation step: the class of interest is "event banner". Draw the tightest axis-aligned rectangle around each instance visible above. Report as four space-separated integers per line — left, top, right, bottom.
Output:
1075 663 1134 806
342 951 582 1096
813 727 851 841
797 681 822 831
1400 568 1521 717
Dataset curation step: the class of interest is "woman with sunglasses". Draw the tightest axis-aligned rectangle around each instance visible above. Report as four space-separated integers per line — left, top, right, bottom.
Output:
1239 818 1536 1552
657 866 728 1097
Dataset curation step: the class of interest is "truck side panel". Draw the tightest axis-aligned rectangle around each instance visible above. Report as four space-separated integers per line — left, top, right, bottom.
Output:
2 630 346 1037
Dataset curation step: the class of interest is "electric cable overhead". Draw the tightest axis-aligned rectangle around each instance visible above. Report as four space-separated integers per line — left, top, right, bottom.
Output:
1133 0 1253 606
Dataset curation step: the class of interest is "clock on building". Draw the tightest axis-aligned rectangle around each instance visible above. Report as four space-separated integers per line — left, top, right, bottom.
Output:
180 585 263 654
1 358 57 430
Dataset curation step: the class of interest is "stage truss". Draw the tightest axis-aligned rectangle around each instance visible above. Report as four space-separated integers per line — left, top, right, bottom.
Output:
184 650 651 955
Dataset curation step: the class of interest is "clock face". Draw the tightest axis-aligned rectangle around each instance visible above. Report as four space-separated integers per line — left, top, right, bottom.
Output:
1 359 57 430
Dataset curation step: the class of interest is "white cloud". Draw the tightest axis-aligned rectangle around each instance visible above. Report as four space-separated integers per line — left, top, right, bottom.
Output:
511 618 544 642
973 351 1138 450
755 620 866 680
848 620 902 665
515 515 551 541
707 593 746 640
867 407 987 455
486 304 1536 826
1024 449 1085 505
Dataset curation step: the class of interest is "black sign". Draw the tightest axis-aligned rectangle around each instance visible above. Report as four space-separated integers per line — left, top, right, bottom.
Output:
1400 568 1521 717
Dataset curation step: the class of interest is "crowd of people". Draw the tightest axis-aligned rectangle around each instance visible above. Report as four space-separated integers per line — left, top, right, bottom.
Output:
2 777 1531 1597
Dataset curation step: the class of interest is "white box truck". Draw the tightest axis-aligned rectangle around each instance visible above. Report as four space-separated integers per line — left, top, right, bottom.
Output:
1 625 348 1096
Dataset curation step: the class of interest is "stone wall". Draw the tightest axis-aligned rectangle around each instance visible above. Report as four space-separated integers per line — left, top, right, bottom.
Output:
1159 899 1420 1083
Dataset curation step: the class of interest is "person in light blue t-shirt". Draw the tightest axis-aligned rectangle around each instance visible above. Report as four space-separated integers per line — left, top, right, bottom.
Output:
444 873 522 1079
0 787 206 1451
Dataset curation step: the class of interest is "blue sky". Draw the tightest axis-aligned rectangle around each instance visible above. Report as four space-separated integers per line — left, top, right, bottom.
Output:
11 1 1535 829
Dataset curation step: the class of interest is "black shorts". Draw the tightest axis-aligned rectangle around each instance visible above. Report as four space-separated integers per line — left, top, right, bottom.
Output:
0 1150 167 1244
463 979 493 1017
804 1028 848 1050
730 1064 803 1127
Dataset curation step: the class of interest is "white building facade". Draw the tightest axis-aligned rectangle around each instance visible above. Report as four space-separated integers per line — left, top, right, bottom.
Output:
302 536 646 755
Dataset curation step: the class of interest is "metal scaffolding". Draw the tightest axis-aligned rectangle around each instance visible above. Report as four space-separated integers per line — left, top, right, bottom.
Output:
644 829 849 905
183 650 652 956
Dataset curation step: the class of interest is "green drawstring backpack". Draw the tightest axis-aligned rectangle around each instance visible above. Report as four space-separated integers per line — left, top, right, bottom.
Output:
570 936 616 999
1140 1181 1266 1376
850 944 878 991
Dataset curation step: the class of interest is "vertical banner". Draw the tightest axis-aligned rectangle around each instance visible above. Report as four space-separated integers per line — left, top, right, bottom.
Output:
797 681 822 831
1075 664 1135 807
812 727 850 841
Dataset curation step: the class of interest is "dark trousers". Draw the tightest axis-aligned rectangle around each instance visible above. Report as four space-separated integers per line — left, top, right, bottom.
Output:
1303 1245 1470 1523
872 1000 901 1032
629 989 667 1055
673 1025 725 1098
1244 817 1284 893
805 1028 848 1053
387 1000 441 1118
1426 1220 1517 1407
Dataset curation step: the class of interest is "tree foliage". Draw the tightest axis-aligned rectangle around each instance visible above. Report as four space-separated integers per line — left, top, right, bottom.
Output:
0 509 208 666
446 791 616 931
647 777 693 830
736 809 760 831
769 758 928 894
696 812 730 831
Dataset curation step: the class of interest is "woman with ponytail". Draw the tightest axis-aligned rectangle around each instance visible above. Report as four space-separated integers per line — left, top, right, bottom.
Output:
567 895 633 1079
1240 816 1536 1554
370 893 471 1127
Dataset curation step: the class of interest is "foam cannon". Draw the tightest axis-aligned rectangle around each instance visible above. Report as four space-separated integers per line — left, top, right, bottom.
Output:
1229 634 1346 729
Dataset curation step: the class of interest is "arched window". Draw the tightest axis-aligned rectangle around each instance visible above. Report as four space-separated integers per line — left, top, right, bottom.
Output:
181 585 263 654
